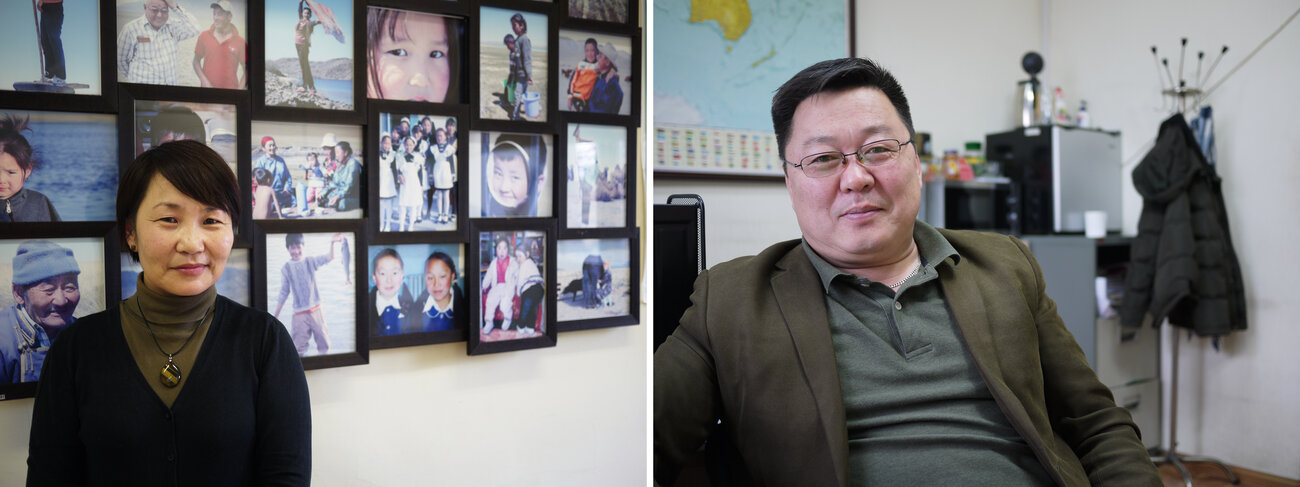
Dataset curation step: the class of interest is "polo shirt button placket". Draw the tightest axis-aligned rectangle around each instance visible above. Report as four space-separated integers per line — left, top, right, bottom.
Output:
894 301 902 311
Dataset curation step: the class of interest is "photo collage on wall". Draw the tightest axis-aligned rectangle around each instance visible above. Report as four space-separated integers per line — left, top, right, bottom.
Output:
0 0 641 400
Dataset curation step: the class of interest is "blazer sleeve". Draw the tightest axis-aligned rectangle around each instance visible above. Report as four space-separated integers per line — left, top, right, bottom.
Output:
253 314 312 486
27 326 87 486
1012 237 1161 486
652 269 720 486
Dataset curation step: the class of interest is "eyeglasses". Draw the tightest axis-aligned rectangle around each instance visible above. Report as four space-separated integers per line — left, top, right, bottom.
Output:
146 6 170 15
786 138 914 178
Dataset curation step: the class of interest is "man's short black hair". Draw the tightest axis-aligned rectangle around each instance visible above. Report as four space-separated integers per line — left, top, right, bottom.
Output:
771 57 914 167
152 104 206 143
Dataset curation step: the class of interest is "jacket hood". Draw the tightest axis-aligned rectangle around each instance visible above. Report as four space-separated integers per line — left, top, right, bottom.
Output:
1131 114 1210 203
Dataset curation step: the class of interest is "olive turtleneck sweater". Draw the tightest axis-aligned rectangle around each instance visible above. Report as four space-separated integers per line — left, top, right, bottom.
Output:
120 275 217 407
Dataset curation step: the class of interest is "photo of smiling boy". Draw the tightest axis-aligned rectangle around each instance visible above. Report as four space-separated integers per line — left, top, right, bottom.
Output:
366 6 463 103
272 232 345 356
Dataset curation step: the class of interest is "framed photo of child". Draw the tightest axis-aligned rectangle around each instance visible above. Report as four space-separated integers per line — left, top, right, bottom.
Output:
0 109 119 223
556 30 631 116
373 111 460 233
261 230 364 368
367 243 466 349
261 0 355 111
121 248 251 307
365 6 465 104
477 7 548 123
115 0 250 90
0 0 105 97
467 130 553 219
0 232 110 400
555 236 638 331
561 123 629 230
468 221 556 355
249 121 364 220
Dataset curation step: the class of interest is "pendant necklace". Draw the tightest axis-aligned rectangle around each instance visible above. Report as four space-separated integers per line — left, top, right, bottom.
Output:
136 298 213 388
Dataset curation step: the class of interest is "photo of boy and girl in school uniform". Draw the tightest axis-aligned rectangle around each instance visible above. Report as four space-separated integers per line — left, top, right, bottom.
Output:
266 232 356 358
377 114 459 232
478 232 545 342
366 244 465 337
479 8 548 122
250 123 363 219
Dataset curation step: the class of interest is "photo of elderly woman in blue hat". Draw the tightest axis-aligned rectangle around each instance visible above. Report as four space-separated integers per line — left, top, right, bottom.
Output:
0 240 82 384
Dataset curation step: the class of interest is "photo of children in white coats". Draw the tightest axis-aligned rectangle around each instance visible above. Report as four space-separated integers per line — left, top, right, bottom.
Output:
476 230 545 342
250 121 364 220
377 113 458 232
565 123 627 229
0 110 118 223
265 232 356 358
367 243 465 337
555 238 630 322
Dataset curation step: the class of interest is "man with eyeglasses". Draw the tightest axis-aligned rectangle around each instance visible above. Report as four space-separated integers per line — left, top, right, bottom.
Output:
654 58 1160 486
117 0 200 86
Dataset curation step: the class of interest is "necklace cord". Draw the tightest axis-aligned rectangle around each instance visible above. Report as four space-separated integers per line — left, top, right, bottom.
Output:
135 297 213 359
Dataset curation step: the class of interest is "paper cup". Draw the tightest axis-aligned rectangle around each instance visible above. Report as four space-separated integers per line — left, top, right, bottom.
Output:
1085 211 1107 238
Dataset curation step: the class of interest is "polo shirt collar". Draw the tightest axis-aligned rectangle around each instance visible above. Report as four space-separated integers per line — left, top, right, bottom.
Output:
802 219 961 294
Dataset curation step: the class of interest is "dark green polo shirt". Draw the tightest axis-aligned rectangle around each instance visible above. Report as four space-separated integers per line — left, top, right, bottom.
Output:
804 221 1053 486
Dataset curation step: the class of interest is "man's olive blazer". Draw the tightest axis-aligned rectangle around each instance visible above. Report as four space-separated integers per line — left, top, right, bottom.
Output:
654 228 1161 486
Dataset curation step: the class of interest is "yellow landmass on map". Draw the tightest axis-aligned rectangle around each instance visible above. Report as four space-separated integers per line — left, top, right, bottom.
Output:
689 0 752 42
751 46 777 68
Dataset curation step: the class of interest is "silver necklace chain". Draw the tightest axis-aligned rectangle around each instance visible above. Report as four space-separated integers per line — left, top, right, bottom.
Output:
885 260 922 289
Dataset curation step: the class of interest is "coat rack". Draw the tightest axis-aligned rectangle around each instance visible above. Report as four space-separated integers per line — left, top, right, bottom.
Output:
1145 38 1240 487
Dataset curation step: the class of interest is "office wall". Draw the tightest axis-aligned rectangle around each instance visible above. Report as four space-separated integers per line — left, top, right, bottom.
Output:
654 0 1041 266
1049 0 1300 478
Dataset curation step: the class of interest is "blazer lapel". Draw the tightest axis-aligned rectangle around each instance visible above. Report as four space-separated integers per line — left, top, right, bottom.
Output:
771 244 849 487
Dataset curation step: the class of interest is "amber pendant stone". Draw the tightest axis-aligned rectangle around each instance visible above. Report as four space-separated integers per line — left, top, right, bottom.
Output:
160 362 182 388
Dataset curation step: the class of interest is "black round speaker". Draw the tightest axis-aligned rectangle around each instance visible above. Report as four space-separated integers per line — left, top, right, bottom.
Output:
1022 52 1043 76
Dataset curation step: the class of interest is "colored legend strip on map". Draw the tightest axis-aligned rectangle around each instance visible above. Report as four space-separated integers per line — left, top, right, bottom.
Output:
654 123 783 177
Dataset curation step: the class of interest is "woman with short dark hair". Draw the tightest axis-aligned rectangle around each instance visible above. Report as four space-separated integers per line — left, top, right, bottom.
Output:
28 140 312 486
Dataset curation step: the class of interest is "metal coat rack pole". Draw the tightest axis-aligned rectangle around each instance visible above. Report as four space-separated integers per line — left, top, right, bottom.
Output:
1145 73 1240 487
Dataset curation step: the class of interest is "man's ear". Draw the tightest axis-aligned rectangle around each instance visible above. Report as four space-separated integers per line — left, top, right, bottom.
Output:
13 285 25 306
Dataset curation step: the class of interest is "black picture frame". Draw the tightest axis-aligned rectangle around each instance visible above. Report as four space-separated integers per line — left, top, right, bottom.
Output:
0 222 118 402
366 100 470 237
118 83 255 245
253 220 368 370
554 232 638 332
471 4 555 128
249 0 365 122
555 121 635 234
467 218 557 355
0 0 118 113
365 240 469 349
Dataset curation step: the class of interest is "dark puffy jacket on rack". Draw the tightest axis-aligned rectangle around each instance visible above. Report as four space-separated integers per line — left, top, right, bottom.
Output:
1121 114 1246 337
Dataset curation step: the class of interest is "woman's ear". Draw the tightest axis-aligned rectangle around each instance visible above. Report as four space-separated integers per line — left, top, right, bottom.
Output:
125 222 137 252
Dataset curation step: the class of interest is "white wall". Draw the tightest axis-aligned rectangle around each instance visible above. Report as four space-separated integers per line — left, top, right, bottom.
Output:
1049 0 1300 478
0 323 646 486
